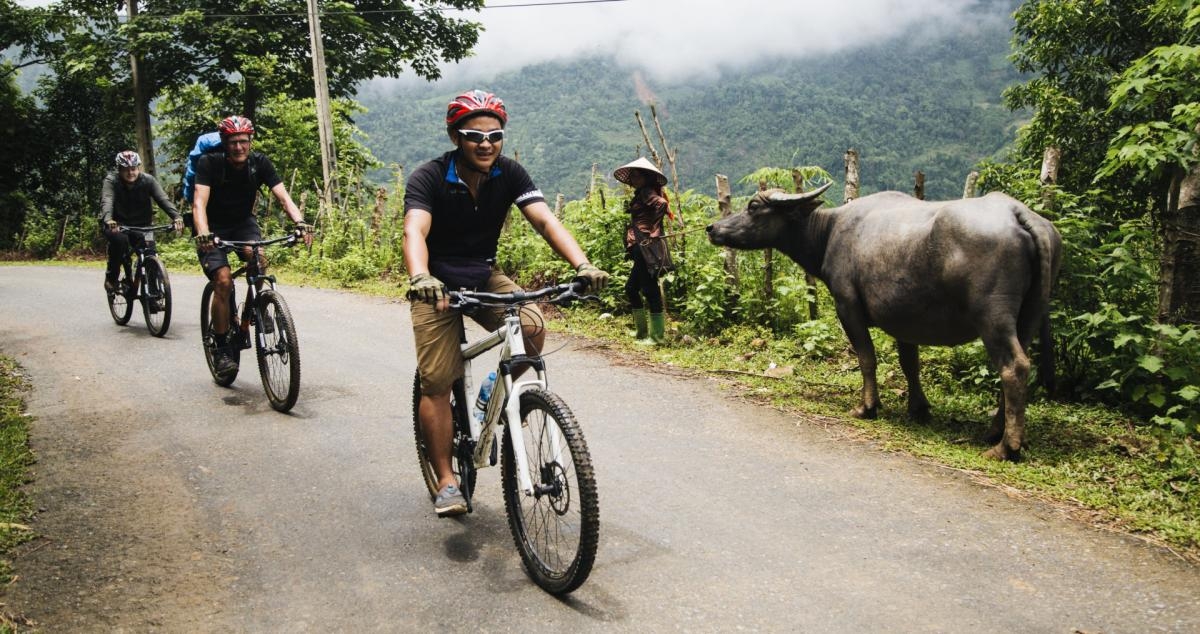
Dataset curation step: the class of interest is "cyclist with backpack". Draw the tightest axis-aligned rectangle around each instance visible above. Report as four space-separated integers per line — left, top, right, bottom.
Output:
403 90 610 516
192 115 313 378
99 151 183 293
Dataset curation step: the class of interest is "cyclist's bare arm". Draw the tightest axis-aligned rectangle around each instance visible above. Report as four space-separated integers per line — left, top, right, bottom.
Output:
402 208 450 311
402 208 433 277
192 184 213 238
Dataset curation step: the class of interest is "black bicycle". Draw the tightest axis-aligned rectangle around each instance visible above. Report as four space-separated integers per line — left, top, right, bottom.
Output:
200 232 302 412
106 224 174 337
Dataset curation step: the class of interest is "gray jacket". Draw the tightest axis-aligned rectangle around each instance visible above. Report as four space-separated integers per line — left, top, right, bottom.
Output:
99 171 180 226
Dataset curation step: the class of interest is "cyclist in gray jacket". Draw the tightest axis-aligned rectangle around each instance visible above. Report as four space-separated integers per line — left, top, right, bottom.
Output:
99 151 182 292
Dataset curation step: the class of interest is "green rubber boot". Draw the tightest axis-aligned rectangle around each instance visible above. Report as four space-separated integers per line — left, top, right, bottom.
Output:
647 312 667 345
630 308 649 340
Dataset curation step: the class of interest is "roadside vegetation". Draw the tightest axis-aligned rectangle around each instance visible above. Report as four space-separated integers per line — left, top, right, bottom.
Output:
0 357 36 630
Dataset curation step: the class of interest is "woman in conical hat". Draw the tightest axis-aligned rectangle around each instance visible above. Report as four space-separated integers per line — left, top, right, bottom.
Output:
614 157 673 345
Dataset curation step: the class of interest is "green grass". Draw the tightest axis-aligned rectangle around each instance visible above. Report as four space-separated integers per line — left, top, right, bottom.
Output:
553 307 1200 561
0 356 36 632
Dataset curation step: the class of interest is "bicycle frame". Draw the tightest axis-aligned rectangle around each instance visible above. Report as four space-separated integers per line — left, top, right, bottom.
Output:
119 224 171 292
453 285 581 497
215 234 293 347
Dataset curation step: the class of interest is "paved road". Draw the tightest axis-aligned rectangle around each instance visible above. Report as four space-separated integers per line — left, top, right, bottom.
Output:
1 265 1197 632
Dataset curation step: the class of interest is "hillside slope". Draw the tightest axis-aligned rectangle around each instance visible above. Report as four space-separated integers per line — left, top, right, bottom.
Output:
357 14 1024 201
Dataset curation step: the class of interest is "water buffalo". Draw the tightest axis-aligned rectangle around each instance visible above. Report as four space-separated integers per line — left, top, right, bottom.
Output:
706 184 1062 461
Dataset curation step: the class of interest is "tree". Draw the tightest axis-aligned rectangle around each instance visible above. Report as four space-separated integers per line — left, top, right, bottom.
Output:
0 66 38 249
1006 0 1200 324
1099 1 1200 324
0 0 68 77
56 0 485 121
1005 0 1181 200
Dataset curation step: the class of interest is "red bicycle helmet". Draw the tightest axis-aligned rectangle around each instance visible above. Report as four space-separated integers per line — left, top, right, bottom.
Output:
218 115 255 138
445 90 507 130
115 150 141 168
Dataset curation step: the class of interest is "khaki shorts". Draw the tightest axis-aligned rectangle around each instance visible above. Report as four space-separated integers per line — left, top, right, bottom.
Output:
411 269 544 395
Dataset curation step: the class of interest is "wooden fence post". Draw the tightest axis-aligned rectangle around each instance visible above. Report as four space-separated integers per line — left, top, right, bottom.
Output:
370 186 386 245
1157 123 1200 325
913 170 925 200
554 193 565 219
650 104 681 196
634 111 661 169
792 168 819 320
1039 145 1061 211
758 179 774 303
963 171 979 198
844 149 860 203
716 174 737 289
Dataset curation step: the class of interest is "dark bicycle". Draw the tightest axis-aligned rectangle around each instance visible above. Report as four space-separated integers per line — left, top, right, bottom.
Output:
200 232 302 412
106 224 174 337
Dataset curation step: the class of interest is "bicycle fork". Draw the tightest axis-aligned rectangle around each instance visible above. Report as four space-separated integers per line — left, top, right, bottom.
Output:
476 319 567 498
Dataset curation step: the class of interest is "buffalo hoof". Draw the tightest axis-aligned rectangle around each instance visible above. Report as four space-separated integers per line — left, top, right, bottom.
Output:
907 403 931 422
983 443 1021 462
851 404 878 419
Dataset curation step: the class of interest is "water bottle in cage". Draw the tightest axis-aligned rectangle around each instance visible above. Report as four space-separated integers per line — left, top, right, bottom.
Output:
473 371 496 424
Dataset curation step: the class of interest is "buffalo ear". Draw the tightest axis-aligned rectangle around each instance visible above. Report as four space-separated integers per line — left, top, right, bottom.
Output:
767 181 833 211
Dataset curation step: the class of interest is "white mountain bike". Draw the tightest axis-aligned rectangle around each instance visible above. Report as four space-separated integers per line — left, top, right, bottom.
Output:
411 281 599 595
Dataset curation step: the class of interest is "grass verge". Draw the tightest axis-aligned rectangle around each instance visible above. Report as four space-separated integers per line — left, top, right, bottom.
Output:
0 356 36 631
553 308 1200 563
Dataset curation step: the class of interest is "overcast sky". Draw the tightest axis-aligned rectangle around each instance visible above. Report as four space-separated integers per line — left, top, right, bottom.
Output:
408 0 1010 86
14 0 1012 86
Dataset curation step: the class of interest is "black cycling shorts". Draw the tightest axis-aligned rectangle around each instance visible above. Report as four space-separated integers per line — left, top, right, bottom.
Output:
197 216 262 279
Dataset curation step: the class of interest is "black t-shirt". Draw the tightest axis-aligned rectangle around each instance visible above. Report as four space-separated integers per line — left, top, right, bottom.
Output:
195 152 282 227
404 151 545 260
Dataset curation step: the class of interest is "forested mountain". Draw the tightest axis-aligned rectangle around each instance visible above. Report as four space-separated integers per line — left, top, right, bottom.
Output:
356 13 1024 201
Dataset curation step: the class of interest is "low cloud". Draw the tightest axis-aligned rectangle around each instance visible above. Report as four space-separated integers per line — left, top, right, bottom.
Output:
420 0 1007 85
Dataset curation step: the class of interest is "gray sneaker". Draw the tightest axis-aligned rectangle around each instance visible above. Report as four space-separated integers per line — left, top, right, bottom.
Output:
434 484 468 517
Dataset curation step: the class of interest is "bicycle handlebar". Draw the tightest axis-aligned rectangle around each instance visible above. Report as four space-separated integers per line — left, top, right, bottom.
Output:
213 232 299 251
447 280 592 310
118 224 174 234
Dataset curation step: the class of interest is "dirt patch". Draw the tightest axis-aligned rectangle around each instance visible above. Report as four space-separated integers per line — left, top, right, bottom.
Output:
4 397 234 630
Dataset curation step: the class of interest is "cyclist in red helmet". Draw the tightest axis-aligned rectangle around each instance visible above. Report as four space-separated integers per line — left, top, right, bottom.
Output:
192 115 313 378
99 150 183 292
404 89 610 516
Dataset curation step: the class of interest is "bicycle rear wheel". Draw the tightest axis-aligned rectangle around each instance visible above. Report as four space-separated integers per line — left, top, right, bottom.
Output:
501 388 599 595
254 290 300 412
412 371 476 504
141 257 172 337
200 282 240 386
107 270 133 325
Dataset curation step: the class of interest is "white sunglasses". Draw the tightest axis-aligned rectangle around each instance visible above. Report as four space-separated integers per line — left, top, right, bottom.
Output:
457 129 505 144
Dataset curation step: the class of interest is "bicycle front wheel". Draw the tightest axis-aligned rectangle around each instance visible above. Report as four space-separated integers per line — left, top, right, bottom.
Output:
254 290 300 412
141 257 172 337
412 372 476 503
200 282 239 386
501 388 599 595
107 271 133 325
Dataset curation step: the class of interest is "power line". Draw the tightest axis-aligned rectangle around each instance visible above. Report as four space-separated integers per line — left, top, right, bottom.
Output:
113 0 629 21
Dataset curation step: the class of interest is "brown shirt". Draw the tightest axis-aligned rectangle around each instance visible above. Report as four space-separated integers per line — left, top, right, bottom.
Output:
624 187 669 249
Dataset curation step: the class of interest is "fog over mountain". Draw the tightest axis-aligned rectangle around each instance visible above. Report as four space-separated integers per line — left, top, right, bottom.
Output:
369 0 1012 90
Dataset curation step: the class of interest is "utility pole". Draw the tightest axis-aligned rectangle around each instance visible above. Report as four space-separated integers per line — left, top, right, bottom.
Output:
306 0 337 207
126 0 155 174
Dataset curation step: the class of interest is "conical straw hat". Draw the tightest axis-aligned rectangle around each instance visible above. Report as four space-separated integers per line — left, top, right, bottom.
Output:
613 156 667 186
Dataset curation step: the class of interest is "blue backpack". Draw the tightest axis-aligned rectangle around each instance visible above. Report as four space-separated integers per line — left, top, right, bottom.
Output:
182 131 223 204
